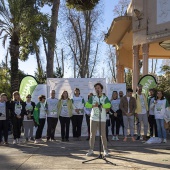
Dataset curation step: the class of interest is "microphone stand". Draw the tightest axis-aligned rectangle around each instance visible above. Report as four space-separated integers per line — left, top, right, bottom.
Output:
82 92 116 165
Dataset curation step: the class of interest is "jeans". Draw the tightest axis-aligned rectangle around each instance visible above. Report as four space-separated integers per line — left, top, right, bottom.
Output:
156 119 166 139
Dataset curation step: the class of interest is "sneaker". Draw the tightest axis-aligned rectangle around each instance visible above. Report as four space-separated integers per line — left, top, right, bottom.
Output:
136 136 140 140
4 142 9 145
111 136 116 140
34 140 39 144
86 149 94 156
163 139 167 143
103 150 109 157
115 136 119 141
13 140 17 144
65 139 69 142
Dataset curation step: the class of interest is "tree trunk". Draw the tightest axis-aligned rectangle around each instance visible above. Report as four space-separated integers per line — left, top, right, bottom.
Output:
46 0 60 78
9 32 19 94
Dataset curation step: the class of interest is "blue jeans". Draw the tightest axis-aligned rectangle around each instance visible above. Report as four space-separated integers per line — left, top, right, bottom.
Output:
156 119 166 139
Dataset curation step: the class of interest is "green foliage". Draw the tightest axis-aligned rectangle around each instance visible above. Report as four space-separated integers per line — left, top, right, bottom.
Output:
66 0 100 11
125 69 132 88
54 67 63 78
34 68 46 84
157 65 170 102
0 61 26 98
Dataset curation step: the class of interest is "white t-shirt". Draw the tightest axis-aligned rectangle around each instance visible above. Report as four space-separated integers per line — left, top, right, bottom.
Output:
24 102 33 121
0 102 6 120
111 99 120 112
127 97 130 113
15 102 22 115
154 99 166 119
139 95 147 114
39 102 47 119
72 96 84 115
47 98 58 118
149 97 155 115
60 100 69 117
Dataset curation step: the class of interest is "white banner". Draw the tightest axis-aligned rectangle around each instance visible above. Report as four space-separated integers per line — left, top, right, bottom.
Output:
31 80 126 137
107 83 126 100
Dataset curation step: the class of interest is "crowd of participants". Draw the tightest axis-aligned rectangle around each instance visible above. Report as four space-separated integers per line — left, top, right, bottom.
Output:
0 83 170 157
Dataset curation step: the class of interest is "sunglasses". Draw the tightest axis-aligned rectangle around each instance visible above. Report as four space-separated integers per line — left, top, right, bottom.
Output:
43 98 46 99
27 97 31 98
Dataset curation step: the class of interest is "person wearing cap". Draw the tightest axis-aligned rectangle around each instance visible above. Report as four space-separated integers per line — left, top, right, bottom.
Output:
23 94 35 142
0 93 11 145
46 90 59 141
71 88 85 141
134 84 148 141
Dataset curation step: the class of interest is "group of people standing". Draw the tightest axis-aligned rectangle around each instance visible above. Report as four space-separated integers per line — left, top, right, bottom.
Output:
0 83 169 157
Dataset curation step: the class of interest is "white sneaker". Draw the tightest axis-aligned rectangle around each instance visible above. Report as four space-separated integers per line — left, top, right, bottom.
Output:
115 136 119 141
34 140 39 144
163 139 167 143
86 149 94 156
13 140 17 144
111 136 115 140
104 150 109 157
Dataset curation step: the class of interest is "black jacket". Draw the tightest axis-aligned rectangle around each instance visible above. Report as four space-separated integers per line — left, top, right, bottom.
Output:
10 100 26 119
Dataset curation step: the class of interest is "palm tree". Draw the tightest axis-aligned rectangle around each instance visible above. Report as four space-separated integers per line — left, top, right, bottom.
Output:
0 0 47 93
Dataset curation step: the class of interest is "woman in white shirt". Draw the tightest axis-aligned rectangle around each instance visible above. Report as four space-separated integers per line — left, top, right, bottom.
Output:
71 88 85 140
153 90 169 143
34 95 47 144
57 91 73 142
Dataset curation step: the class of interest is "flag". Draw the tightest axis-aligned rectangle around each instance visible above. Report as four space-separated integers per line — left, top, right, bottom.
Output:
19 75 38 101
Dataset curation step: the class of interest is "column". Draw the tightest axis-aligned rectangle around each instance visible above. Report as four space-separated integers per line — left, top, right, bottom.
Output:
142 43 149 75
132 45 140 92
116 65 125 83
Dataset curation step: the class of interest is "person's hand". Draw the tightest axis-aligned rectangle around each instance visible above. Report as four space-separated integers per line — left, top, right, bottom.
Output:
135 113 138 118
114 112 117 117
128 113 132 116
126 113 129 116
106 109 110 112
17 115 21 119
93 102 98 108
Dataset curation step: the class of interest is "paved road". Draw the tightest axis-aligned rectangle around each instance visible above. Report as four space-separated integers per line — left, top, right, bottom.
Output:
0 136 170 170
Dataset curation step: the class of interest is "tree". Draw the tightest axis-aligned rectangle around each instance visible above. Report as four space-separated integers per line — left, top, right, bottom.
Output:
0 61 26 97
0 0 47 93
113 0 130 17
62 6 101 78
38 0 60 78
157 65 170 102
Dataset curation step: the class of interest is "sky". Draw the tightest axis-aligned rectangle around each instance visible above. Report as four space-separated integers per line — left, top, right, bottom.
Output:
0 0 164 77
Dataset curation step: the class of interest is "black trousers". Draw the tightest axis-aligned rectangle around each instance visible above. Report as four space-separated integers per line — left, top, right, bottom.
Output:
47 117 58 140
148 115 158 137
106 119 110 139
35 118 46 139
0 120 8 142
12 117 23 139
59 116 70 140
110 115 120 135
71 115 83 138
119 116 124 135
85 114 90 138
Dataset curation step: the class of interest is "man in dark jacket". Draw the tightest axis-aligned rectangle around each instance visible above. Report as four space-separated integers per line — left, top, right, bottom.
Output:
0 93 11 145
120 88 136 142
